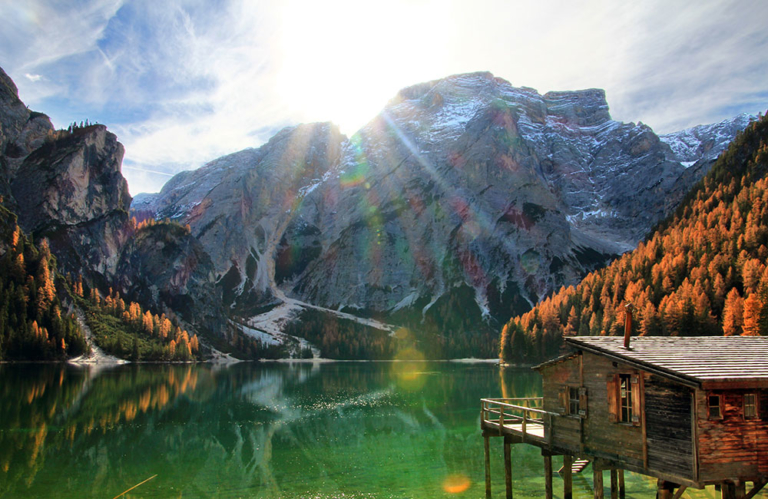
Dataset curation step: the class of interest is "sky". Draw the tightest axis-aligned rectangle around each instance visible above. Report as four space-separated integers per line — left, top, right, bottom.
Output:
1 0 767 196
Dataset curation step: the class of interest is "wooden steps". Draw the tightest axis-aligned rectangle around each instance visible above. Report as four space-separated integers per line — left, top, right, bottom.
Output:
557 458 590 474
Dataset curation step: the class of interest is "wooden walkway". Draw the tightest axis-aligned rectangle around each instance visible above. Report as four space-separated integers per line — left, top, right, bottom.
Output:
483 420 546 440
480 397 625 499
480 398 553 445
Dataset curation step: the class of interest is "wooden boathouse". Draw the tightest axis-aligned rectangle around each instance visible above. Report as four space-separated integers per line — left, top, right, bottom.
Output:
481 335 768 498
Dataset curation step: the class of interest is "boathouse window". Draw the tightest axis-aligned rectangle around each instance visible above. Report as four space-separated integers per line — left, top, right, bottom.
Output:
708 394 722 420
569 387 580 415
744 393 758 419
620 375 633 422
607 373 640 425
559 386 588 418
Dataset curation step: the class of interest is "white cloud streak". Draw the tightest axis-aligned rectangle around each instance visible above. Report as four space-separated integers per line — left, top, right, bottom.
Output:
1 0 767 195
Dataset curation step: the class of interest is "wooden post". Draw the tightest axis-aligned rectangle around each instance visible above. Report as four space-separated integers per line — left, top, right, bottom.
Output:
504 437 513 499
735 481 746 499
657 480 673 499
563 455 573 499
722 481 736 499
484 435 491 499
543 453 553 499
610 469 618 499
593 460 604 499
618 469 625 499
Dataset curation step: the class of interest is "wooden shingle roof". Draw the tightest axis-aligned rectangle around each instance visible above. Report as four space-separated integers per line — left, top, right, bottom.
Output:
566 336 768 389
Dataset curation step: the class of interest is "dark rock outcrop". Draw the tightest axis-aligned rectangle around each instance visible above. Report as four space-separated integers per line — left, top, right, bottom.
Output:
116 222 223 335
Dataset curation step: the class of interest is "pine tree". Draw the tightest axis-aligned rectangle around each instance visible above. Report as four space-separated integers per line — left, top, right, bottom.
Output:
723 288 744 336
742 293 763 336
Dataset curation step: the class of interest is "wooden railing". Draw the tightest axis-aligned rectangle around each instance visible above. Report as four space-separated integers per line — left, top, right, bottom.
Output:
481 397 560 443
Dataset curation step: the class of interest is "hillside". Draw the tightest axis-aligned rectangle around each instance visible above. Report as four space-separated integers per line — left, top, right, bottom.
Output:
500 113 768 364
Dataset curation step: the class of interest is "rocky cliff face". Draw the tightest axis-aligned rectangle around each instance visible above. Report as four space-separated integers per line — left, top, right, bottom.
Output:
10 125 132 282
0 67 226 341
133 122 347 310
137 72 754 337
116 222 222 336
0 67 54 205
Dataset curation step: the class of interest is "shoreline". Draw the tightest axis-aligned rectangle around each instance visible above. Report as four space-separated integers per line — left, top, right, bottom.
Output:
1 357 506 365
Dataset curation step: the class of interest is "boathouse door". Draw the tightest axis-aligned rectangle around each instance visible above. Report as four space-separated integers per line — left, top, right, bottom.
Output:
644 376 694 479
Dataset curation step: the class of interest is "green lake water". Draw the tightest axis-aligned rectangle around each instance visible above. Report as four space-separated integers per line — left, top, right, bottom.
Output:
0 361 750 498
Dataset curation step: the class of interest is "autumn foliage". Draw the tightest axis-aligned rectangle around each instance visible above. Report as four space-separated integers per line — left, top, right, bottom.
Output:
76 284 200 361
501 114 768 364
0 215 87 360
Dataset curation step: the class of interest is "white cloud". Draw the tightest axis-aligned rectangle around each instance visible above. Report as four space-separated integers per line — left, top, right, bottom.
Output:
2 0 767 195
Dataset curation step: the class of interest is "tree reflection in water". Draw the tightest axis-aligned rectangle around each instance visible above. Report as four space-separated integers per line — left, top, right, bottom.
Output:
0 361 585 498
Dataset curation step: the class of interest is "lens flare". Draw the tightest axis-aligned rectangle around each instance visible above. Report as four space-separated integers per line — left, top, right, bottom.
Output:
442 473 471 494
391 341 427 391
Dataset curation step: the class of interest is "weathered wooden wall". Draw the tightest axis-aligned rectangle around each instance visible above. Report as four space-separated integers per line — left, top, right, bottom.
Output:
540 356 582 453
645 375 693 480
697 388 768 482
539 353 646 469
581 353 645 469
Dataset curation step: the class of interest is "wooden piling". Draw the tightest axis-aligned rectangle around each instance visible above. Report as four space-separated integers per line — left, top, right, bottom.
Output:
484 435 491 499
722 481 735 499
543 453 553 499
735 481 746 499
610 469 618 499
618 469 625 499
504 437 513 499
563 455 573 499
657 479 674 499
593 461 604 499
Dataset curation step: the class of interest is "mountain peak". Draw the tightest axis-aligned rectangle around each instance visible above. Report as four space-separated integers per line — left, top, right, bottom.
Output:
543 88 611 127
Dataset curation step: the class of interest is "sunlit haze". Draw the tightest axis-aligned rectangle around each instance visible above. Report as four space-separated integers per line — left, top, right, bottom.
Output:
1 0 767 195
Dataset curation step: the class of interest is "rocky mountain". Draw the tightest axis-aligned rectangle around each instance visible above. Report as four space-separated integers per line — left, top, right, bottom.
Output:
135 72 755 351
0 67 226 346
0 64 755 358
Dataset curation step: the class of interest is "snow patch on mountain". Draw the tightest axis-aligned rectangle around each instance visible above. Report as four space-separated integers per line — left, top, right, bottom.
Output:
660 113 757 163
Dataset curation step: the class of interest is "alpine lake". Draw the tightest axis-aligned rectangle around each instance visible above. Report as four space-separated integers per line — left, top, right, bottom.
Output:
0 361 743 498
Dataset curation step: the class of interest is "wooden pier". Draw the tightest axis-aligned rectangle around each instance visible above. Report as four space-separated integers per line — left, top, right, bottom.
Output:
481 336 768 499
481 397 627 499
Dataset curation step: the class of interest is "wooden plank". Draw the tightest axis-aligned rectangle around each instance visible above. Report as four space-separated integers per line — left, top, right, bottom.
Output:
607 374 619 422
691 390 699 483
641 373 647 469
484 435 491 499
745 480 767 499
672 485 687 499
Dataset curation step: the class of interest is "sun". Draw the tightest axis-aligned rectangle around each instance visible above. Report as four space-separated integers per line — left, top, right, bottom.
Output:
275 0 450 136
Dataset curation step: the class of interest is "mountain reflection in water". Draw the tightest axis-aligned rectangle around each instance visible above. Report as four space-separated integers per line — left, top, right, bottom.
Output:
0 361 678 498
